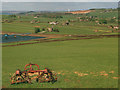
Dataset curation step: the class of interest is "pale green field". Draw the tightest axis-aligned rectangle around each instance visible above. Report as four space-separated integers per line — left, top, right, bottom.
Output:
2 38 118 88
2 9 118 88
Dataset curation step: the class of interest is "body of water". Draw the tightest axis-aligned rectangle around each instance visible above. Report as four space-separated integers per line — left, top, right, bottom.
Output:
1 35 45 43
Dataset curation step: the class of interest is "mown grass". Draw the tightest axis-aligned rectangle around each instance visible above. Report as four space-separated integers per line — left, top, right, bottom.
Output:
2 40 38 46
2 9 118 88
2 38 118 88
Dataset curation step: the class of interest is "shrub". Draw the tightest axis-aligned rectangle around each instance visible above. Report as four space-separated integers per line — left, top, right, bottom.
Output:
35 28 40 33
9 15 16 18
68 20 71 22
53 29 59 32
99 19 107 24
110 19 116 23
42 28 45 31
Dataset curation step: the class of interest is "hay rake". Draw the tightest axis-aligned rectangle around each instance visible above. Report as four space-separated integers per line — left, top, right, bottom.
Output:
10 63 57 84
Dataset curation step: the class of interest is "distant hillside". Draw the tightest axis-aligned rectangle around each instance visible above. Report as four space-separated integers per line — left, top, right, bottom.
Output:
65 10 94 14
2 11 26 15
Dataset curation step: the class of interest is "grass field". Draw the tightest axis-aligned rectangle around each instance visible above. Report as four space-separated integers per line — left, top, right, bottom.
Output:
2 8 119 88
2 21 112 34
2 9 118 35
2 38 118 88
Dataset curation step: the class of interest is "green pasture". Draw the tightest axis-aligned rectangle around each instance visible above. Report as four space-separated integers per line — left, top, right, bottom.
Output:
2 9 118 88
2 38 118 88
2 9 118 35
2 21 113 35
87 10 118 19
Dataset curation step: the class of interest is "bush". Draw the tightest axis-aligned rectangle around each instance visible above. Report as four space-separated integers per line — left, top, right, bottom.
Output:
53 29 59 32
109 19 115 23
68 20 71 22
56 16 63 19
9 15 16 18
99 19 107 24
35 28 40 33
42 28 45 31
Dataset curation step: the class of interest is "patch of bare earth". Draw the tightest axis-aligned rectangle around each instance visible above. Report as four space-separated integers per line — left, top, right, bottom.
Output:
65 10 94 14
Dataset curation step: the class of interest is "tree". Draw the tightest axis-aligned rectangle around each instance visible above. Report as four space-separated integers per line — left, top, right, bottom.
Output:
9 15 16 18
102 20 107 24
35 28 40 33
53 29 59 32
42 28 45 31
68 20 71 22
99 19 107 24
110 19 115 23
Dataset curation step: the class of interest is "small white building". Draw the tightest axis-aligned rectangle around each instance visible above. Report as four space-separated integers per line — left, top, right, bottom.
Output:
49 22 59 25
34 17 38 19
114 26 119 29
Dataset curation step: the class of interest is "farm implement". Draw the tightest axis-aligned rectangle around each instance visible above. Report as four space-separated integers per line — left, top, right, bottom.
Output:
10 63 57 84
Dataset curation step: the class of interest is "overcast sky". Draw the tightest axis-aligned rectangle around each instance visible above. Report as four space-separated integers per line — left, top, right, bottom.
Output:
1 0 120 2
2 2 118 11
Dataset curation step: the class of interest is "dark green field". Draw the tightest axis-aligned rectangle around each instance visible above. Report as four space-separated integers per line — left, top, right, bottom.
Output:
2 8 119 88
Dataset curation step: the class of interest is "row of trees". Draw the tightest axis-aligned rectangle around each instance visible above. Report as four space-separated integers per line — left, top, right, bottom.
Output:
78 16 117 24
99 18 117 24
41 13 63 19
34 27 59 33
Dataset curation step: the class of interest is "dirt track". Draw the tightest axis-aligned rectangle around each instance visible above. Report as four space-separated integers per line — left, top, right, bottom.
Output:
2 34 119 47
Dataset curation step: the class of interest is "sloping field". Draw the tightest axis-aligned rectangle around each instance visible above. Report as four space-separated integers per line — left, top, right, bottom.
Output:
2 38 118 88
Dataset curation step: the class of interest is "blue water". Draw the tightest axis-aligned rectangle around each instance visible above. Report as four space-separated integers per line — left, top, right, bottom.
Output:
0 13 14 15
1 35 45 43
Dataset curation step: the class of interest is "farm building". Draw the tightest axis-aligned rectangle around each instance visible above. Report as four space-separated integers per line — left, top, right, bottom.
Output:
49 22 59 25
47 28 53 32
34 17 38 19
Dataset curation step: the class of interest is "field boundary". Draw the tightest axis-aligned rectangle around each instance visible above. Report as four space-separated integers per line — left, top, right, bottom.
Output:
2 34 119 47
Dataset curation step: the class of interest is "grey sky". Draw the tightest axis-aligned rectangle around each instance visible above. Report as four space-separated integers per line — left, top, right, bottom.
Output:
1 0 119 2
2 2 118 11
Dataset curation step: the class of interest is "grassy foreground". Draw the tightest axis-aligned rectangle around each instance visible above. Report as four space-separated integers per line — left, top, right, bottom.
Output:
2 37 118 88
